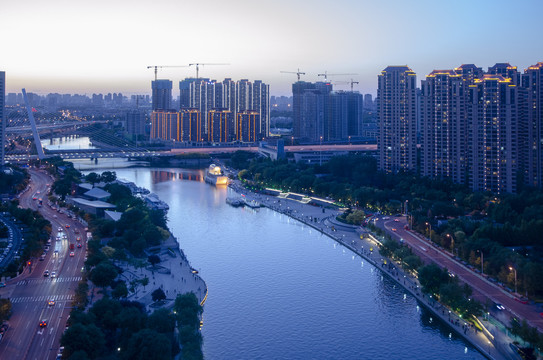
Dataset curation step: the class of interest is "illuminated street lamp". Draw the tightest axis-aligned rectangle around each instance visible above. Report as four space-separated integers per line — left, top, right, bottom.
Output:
477 250 484 274
425 222 432 238
509 266 517 294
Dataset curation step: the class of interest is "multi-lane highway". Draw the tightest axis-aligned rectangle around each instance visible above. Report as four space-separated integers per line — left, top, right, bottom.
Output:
375 216 543 332
0 169 88 360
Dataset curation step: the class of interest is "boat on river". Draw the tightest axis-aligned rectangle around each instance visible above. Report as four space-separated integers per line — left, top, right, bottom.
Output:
205 164 229 186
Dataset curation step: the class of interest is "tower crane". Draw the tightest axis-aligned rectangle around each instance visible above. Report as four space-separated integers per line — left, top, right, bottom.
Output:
188 63 229 80
349 79 359 92
317 71 357 82
147 65 189 81
280 68 306 81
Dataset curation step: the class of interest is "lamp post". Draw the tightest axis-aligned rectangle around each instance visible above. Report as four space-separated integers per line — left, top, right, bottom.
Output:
447 234 454 255
319 136 323 166
477 250 484 274
425 222 432 239
509 266 517 294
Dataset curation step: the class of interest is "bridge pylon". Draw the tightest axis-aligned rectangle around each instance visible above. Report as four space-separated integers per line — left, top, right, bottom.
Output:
22 88 45 160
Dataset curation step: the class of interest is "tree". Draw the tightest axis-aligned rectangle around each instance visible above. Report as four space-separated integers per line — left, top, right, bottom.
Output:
141 276 149 291
60 323 106 359
89 262 118 290
123 329 172 360
85 172 100 186
418 264 449 295
148 308 175 334
112 281 128 299
148 254 161 268
152 288 167 302
0 299 12 322
100 171 117 183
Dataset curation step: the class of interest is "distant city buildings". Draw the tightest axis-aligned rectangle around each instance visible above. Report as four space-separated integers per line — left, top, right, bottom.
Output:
150 77 269 143
292 81 369 143
125 110 146 138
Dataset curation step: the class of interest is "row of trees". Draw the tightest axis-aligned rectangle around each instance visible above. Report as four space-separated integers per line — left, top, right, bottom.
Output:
61 298 178 360
230 152 543 297
0 200 51 278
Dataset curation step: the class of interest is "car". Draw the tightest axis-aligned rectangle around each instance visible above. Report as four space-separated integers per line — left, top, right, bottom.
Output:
495 303 505 311
392 228 397 232
48 300 55 306
70 252 75 257
70 244 75 250
57 227 62 232
77 243 82 248
43 270 49 277
50 271 56 278
32 197 37 200
39 254 46 261
65 224 70 228
394 219 400 222
0 282 5 288
39 320 47 328
76 237 81 242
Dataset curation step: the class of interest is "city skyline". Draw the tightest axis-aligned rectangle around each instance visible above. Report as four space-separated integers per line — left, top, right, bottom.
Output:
2 0 543 96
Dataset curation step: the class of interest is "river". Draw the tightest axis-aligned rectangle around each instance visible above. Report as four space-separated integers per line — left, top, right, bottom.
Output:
89 167 485 360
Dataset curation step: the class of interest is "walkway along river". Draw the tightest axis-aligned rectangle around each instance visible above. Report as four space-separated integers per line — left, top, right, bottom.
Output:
96 167 488 360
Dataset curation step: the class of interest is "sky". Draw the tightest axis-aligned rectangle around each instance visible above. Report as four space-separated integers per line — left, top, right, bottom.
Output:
2 0 543 97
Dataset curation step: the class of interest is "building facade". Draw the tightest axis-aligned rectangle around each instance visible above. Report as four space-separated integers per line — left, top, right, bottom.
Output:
207 109 234 143
236 110 260 142
377 66 417 173
152 80 172 110
0 71 4 167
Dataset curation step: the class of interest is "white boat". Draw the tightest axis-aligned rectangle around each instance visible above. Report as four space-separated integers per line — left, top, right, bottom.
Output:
205 164 229 186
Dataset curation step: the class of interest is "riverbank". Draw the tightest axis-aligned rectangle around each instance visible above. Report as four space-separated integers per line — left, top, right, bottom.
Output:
229 181 514 360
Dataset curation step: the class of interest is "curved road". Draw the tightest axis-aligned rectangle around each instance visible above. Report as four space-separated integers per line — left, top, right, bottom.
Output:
376 216 543 332
0 168 88 360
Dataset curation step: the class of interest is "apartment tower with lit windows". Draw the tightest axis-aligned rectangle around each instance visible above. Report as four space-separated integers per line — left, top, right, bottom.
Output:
377 66 417 173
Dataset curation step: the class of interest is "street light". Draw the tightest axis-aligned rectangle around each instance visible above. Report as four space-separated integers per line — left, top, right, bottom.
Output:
447 234 455 255
425 222 432 238
319 136 323 166
509 266 517 294
477 250 484 274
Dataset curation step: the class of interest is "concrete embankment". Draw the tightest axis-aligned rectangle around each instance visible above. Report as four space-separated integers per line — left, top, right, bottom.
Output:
230 183 512 360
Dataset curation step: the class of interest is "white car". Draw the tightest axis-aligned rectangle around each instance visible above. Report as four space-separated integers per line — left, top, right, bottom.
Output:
50 271 57 278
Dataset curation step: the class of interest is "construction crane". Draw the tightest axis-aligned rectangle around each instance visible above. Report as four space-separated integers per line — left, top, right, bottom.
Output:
349 79 359 92
280 68 306 81
317 71 357 82
147 65 189 81
188 63 229 79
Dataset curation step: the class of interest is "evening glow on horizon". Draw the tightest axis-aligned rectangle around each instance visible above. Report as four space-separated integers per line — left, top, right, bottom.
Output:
2 0 542 96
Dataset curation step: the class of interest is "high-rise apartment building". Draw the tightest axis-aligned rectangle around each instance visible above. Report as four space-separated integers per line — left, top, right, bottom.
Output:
0 71 4 167
237 110 260 142
377 66 417 173
150 110 178 140
468 74 518 193
521 62 543 188
292 81 333 142
207 109 234 142
420 70 467 183
180 108 202 142
126 110 146 138
178 77 269 140
152 80 172 110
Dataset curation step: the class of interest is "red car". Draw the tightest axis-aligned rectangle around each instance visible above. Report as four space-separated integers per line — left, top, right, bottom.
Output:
39 320 47 328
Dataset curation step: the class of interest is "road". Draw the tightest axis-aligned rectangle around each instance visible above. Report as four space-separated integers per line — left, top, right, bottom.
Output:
375 216 543 332
0 169 88 360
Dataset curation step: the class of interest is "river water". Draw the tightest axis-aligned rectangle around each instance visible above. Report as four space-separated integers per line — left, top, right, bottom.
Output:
92 167 485 360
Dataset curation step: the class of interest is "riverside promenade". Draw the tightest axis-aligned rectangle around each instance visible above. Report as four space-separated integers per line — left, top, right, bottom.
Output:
117 235 207 311
229 180 517 360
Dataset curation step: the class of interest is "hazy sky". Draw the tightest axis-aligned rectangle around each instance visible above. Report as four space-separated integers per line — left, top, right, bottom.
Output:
2 0 542 97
